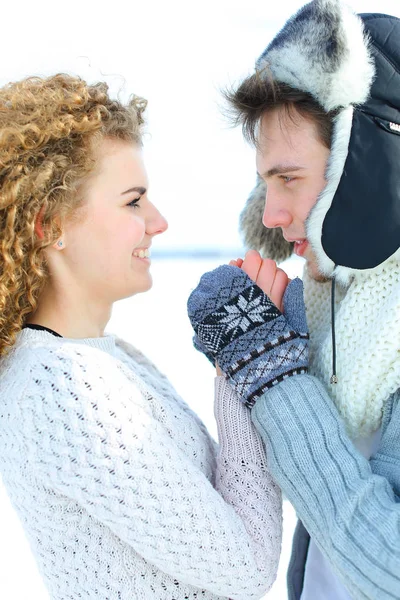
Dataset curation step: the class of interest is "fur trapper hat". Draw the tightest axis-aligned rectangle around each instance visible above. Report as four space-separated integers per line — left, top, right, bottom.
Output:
240 0 400 284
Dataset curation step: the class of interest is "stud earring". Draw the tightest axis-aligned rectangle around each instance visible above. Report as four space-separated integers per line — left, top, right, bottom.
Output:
57 240 63 248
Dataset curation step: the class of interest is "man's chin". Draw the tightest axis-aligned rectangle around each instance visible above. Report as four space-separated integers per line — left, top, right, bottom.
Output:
306 260 331 283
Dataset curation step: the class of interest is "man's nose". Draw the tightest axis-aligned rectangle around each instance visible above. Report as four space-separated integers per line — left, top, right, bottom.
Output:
262 187 292 229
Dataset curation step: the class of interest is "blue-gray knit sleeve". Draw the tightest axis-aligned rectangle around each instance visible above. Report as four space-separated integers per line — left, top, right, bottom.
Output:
370 389 400 501
251 374 400 600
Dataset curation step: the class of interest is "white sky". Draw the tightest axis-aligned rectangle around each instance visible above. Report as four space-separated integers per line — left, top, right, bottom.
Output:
2 0 399 252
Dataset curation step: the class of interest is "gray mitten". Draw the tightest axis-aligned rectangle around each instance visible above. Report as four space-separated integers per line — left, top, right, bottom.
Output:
193 334 216 367
187 265 308 407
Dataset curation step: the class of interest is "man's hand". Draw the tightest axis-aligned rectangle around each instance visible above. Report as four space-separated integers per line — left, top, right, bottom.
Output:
188 264 308 407
229 250 289 312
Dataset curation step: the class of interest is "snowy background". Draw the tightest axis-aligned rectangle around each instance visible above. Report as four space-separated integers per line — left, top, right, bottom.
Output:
0 0 399 597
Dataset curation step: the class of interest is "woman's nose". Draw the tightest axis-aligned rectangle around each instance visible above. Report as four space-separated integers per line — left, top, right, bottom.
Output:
148 203 168 236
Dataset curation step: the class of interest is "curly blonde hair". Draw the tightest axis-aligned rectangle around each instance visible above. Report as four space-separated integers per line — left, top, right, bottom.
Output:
0 73 147 356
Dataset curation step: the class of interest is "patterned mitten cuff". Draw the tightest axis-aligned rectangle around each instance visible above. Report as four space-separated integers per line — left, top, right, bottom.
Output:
193 334 216 367
188 265 309 407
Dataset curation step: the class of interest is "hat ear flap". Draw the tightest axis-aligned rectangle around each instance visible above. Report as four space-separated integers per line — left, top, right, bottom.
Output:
239 175 293 263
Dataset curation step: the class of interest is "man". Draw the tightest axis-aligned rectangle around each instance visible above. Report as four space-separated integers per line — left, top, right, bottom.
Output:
188 1 400 598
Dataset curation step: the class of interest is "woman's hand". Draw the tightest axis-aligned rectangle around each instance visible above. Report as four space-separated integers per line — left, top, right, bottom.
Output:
229 250 290 312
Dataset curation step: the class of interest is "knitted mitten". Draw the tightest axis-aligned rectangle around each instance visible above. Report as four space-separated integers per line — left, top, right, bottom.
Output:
193 334 216 366
187 265 309 407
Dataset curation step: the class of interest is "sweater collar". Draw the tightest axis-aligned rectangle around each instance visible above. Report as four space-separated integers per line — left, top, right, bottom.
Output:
16 328 116 357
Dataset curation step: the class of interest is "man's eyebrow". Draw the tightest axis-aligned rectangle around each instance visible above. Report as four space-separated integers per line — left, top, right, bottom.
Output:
121 186 147 195
258 165 306 179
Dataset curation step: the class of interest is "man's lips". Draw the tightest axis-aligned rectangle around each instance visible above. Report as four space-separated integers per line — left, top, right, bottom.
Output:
284 237 309 257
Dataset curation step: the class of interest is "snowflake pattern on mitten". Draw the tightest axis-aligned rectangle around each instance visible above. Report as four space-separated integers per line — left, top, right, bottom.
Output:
188 266 308 407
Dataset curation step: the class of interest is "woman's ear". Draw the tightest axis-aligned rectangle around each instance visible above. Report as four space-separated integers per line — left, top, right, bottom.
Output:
35 206 65 250
34 205 45 240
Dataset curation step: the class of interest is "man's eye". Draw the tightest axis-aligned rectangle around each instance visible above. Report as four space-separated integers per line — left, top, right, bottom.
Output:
281 176 294 183
127 198 140 208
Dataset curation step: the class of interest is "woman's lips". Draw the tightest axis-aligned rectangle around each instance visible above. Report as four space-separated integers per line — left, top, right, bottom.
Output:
132 248 151 260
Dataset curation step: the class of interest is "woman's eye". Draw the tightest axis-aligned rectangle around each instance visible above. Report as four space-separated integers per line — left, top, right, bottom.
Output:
127 197 141 208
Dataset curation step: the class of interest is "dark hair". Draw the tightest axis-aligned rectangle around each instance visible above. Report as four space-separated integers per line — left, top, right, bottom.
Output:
223 68 339 148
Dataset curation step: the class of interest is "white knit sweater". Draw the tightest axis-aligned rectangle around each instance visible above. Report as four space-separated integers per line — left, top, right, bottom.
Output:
0 329 282 600
303 256 400 439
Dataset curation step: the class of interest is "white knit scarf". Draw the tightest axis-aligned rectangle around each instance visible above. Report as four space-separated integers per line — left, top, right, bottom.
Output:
303 257 400 440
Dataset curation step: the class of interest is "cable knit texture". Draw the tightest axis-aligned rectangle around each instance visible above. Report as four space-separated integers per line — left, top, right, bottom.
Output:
303 257 400 438
0 329 281 600
252 375 400 600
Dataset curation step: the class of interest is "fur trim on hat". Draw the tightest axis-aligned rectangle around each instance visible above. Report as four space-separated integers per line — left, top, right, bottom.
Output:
306 107 353 284
257 0 375 112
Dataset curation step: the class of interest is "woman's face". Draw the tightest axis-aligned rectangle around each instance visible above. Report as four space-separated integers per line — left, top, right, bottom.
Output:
60 138 168 303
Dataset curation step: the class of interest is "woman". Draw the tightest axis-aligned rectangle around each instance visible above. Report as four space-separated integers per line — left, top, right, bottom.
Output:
0 74 282 600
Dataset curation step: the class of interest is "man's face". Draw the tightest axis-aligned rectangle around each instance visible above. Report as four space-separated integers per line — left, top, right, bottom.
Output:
256 107 331 281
